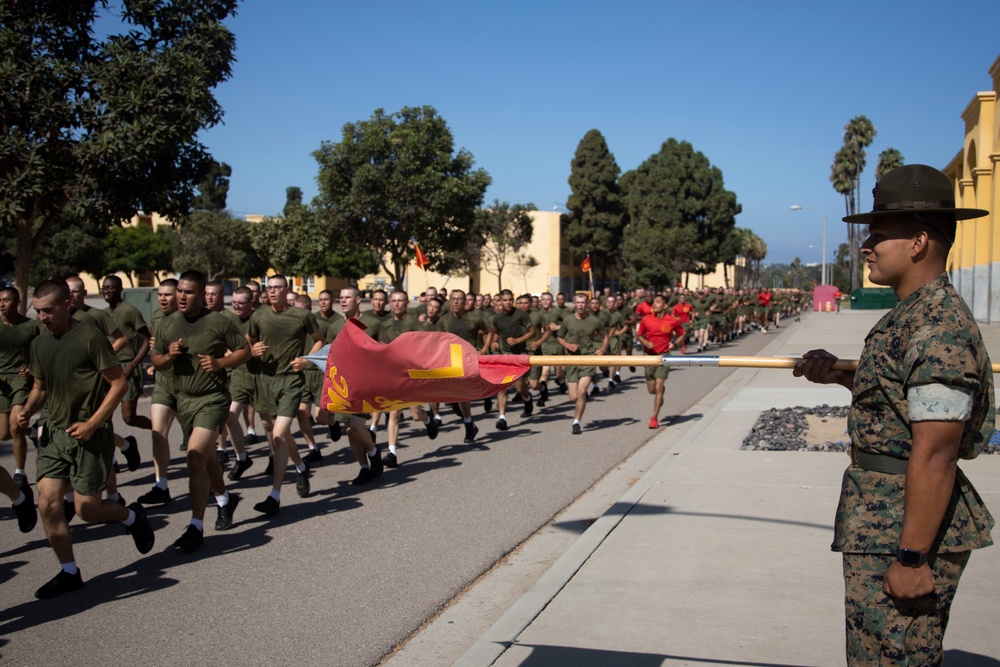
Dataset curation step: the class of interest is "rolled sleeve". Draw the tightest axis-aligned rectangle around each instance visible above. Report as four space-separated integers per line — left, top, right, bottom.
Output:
908 383 973 421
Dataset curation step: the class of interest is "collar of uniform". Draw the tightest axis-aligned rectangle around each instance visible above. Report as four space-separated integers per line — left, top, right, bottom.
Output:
873 272 951 333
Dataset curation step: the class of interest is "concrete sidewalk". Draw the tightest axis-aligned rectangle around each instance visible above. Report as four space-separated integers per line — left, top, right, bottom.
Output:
440 309 1000 666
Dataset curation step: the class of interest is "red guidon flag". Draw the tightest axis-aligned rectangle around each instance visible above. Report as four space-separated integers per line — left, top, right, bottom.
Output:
320 321 529 413
580 255 591 273
414 243 430 270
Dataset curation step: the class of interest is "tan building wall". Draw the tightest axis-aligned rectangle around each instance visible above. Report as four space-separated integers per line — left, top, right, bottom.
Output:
945 54 1000 323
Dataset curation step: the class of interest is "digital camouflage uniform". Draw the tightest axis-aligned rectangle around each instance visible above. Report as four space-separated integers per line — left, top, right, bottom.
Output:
840 273 994 664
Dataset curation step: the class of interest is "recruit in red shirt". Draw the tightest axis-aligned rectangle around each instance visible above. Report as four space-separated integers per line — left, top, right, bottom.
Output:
637 313 686 354
635 300 653 317
671 302 693 324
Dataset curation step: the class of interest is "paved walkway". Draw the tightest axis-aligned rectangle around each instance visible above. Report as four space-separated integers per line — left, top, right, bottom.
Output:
398 309 1000 667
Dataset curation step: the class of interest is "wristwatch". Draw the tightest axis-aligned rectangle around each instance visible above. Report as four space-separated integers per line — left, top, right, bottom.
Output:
896 547 929 568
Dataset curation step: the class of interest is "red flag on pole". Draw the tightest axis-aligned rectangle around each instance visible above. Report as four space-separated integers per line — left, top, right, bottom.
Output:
414 243 430 271
580 254 591 273
320 321 529 413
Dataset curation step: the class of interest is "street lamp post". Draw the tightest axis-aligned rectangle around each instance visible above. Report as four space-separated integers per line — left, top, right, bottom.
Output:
790 205 827 285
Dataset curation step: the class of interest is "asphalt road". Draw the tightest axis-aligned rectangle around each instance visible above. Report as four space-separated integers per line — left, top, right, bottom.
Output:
0 320 785 666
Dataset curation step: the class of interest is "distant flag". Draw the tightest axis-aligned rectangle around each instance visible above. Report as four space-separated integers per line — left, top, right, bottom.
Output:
319 321 529 414
580 253 592 273
414 242 430 271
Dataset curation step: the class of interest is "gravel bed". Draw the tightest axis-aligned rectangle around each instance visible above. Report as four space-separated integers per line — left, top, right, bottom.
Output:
743 405 1000 454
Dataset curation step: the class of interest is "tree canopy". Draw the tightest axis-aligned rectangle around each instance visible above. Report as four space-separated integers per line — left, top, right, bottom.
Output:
476 200 536 292
563 129 625 281
104 223 174 286
192 160 233 212
312 105 491 287
620 138 740 288
0 0 238 308
173 210 264 283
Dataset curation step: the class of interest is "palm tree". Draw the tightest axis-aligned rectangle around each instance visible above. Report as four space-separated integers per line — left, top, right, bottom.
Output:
831 115 877 291
875 148 905 180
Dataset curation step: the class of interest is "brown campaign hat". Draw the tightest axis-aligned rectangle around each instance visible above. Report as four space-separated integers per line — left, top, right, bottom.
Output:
843 164 988 224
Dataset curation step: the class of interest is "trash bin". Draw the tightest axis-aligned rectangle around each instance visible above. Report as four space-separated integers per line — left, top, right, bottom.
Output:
123 288 158 326
849 288 897 309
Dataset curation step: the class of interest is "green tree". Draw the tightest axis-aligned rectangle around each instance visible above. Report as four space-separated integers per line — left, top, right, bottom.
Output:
249 207 332 278
104 224 174 286
192 160 232 212
313 106 491 287
0 0 237 310
28 216 109 285
875 148 905 180
476 200 536 292
174 210 264 282
283 186 304 217
620 138 740 287
563 129 625 281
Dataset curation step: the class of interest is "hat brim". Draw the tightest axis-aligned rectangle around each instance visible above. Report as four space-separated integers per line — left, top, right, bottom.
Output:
843 207 989 224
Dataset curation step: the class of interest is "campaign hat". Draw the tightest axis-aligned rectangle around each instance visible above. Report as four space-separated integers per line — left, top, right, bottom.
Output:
843 164 988 223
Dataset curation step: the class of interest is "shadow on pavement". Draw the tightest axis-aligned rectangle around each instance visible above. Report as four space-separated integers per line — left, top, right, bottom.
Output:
550 503 834 535
506 643 818 666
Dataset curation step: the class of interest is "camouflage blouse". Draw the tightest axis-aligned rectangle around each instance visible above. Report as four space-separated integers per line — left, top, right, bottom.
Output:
833 274 995 554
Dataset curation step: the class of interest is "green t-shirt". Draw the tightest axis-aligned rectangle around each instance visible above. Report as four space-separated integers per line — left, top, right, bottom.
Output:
30 321 120 429
325 312 387 343
106 300 148 362
438 310 488 346
491 308 533 354
315 312 341 342
558 314 606 355
247 305 320 375
364 308 393 324
385 313 422 341
153 309 247 396
0 315 40 375
73 305 119 340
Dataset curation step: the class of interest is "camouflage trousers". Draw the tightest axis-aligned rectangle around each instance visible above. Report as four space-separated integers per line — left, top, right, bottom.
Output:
842 551 969 666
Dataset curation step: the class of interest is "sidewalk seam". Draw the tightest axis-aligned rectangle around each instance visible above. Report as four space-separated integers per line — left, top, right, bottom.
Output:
454 359 766 666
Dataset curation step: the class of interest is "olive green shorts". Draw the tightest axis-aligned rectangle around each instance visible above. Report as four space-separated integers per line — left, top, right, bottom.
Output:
230 370 276 415
36 422 115 496
176 391 230 440
566 365 596 384
260 373 304 418
0 373 30 412
150 372 176 410
608 336 622 355
540 340 564 356
301 369 323 405
122 363 145 401
528 362 543 381
644 363 670 381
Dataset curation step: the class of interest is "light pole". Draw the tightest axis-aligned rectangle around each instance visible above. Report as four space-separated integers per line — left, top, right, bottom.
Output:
790 205 827 285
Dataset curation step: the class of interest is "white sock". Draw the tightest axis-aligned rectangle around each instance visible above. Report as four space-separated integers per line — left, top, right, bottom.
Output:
121 439 132 452
247 429 256 437
388 445 397 455
106 492 120 502
64 492 74 503
573 419 580 425
463 417 472 424
366 447 378 459
155 478 168 491
295 462 306 473
12 490 25 506
498 414 506 421
123 509 136 526
237 452 247 462
217 490 230 507
190 518 203 531
268 489 280 502
61 562 79 575
14 467 24 476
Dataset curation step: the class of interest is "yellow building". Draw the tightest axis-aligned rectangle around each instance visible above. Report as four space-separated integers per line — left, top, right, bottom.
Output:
945 54 1000 323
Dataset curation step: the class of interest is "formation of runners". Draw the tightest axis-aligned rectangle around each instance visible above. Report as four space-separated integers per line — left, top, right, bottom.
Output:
0 274 807 599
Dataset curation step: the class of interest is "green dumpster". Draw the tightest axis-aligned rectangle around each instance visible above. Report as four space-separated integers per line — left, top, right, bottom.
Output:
123 288 158 326
849 288 898 310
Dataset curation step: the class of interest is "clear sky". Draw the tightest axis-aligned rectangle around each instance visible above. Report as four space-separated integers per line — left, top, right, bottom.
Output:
196 0 1000 267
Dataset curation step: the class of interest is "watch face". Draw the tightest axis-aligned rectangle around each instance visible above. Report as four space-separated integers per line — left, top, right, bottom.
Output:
898 548 925 567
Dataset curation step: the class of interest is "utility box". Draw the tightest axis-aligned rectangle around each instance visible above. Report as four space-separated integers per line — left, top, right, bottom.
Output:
850 288 897 310
123 288 158 326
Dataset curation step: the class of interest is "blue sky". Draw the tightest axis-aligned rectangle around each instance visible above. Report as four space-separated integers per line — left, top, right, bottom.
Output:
196 0 1000 266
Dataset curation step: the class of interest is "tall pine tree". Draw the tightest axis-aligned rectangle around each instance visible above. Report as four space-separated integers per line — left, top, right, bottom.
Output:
563 129 625 283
